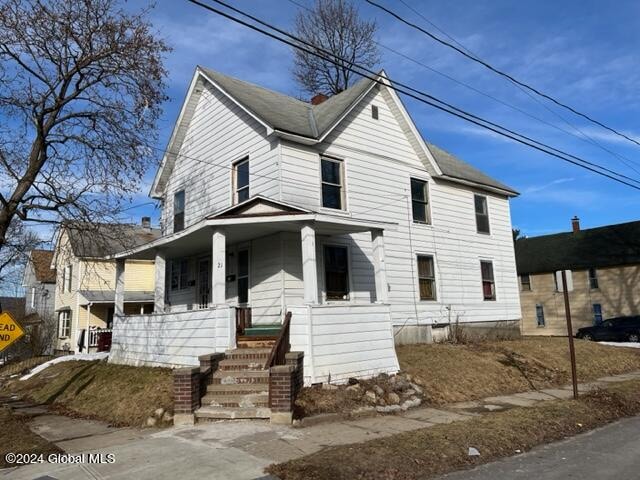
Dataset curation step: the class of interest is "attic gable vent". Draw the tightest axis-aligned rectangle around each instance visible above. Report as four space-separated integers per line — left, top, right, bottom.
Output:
371 105 379 120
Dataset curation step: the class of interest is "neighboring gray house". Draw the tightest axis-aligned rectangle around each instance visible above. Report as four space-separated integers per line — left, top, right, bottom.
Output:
22 249 56 321
109 67 521 386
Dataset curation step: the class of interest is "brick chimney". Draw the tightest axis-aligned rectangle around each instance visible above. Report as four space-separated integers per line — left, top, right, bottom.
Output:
310 93 328 105
571 216 580 233
141 216 151 230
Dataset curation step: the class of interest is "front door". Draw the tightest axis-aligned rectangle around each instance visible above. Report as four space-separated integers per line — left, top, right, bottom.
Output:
237 249 249 305
197 258 210 309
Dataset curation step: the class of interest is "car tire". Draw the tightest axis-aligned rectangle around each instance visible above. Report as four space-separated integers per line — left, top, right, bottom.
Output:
629 333 640 343
582 333 594 341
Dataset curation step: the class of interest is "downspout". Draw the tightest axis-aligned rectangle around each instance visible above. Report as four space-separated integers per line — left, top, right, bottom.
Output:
86 302 92 351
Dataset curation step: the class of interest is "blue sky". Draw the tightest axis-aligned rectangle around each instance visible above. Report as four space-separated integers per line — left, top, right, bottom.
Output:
73 0 640 237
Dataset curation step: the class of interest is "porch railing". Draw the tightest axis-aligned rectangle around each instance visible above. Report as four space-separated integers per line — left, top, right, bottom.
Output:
265 311 292 369
88 328 113 351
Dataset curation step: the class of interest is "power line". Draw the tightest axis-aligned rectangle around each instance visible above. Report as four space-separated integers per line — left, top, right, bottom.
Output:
288 0 640 175
365 0 640 150
185 0 640 191
390 0 640 175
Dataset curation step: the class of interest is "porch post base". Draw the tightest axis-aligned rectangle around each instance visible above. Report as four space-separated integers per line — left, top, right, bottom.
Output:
173 413 195 426
270 411 293 425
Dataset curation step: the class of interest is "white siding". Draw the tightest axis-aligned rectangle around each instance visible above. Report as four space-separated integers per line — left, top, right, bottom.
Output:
109 307 233 367
249 234 284 324
289 304 400 385
161 82 279 233
280 85 521 327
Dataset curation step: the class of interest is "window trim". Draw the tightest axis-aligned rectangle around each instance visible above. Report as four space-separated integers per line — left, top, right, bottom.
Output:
474 194 491 234
173 190 185 233
588 267 599 290
410 177 431 224
321 243 352 302
520 273 532 291
320 155 346 211
480 260 496 301
536 304 545 327
593 303 603 324
416 254 437 301
58 310 71 339
170 258 190 291
232 156 250 205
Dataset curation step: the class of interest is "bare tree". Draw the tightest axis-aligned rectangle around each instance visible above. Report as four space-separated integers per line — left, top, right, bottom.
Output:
0 0 169 257
292 0 379 96
0 218 41 288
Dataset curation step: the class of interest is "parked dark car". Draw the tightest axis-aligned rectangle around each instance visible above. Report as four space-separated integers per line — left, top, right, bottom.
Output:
576 316 640 342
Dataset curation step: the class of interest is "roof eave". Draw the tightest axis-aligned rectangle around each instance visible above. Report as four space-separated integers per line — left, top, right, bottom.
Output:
438 174 519 197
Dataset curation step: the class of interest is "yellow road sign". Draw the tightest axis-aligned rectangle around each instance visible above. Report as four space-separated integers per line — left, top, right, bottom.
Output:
0 312 25 352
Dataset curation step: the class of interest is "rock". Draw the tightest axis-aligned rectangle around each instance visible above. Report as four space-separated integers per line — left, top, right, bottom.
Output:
394 378 411 391
389 375 397 384
145 416 157 427
352 406 375 415
405 374 413 382
373 385 384 396
322 383 338 390
162 412 173 423
404 389 416 397
377 397 387 406
414 377 424 386
410 383 424 395
387 392 401 405
364 390 377 403
346 384 361 392
154 408 165 418
400 397 422 411
468 447 481 457
347 377 359 385
376 404 402 413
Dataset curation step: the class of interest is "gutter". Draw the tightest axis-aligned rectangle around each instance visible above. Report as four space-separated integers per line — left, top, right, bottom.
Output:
438 174 519 197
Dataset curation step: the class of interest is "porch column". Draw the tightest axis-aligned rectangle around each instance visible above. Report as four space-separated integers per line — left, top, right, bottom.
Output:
154 249 166 313
211 229 226 305
301 223 318 304
114 258 125 318
372 229 388 303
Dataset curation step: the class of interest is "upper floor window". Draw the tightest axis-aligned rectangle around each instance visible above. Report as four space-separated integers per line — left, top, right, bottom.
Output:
520 274 531 291
411 178 430 223
65 265 72 292
324 245 349 300
480 260 496 300
233 157 250 204
371 105 379 120
30 287 36 308
474 194 490 234
174 190 185 233
536 304 545 327
588 267 599 289
321 157 344 210
417 255 436 300
61 267 66 292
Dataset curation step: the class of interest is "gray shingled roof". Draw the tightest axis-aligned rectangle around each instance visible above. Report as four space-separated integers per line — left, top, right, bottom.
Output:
65 223 161 258
516 220 640 274
199 67 516 195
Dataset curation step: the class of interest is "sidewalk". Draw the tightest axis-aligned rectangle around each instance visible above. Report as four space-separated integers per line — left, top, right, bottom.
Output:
3 370 640 480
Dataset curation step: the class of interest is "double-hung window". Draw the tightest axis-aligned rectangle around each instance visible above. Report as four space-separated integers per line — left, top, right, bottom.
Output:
237 249 249 304
480 260 496 300
321 157 344 210
65 265 72 292
411 178 430 223
174 190 185 233
324 245 349 300
417 255 436 300
520 274 531 291
588 267 599 289
536 304 545 327
58 311 71 338
234 157 250 203
170 259 189 291
474 194 490 234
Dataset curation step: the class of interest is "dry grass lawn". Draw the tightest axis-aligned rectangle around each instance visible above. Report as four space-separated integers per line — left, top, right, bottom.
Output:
1 360 173 427
0 407 61 468
397 338 640 405
268 380 640 480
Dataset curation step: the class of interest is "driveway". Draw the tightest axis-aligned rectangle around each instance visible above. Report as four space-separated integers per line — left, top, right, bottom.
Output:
437 415 640 480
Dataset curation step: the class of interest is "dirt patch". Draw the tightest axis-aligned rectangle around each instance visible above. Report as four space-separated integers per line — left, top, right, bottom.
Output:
295 373 423 418
397 338 640 405
1 360 173 427
268 380 640 480
0 407 61 468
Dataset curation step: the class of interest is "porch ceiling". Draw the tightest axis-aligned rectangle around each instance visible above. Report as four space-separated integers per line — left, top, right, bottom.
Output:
116 213 396 260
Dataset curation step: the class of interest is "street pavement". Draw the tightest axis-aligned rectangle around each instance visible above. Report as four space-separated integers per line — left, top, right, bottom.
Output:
437 415 640 480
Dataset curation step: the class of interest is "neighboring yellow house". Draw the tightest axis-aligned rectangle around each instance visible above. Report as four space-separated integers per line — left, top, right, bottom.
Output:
52 219 160 353
516 217 640 336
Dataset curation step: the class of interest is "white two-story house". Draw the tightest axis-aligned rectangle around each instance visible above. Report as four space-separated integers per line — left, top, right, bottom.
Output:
109 67 521 384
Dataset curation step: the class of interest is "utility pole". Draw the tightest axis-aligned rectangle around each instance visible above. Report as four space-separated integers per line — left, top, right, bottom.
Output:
561 270 578 399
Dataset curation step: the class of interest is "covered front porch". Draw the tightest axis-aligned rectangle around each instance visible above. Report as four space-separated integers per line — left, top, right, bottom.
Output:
108 197 399 382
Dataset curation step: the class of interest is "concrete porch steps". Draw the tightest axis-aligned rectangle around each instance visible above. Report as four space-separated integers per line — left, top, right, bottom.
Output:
195 347 272 421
